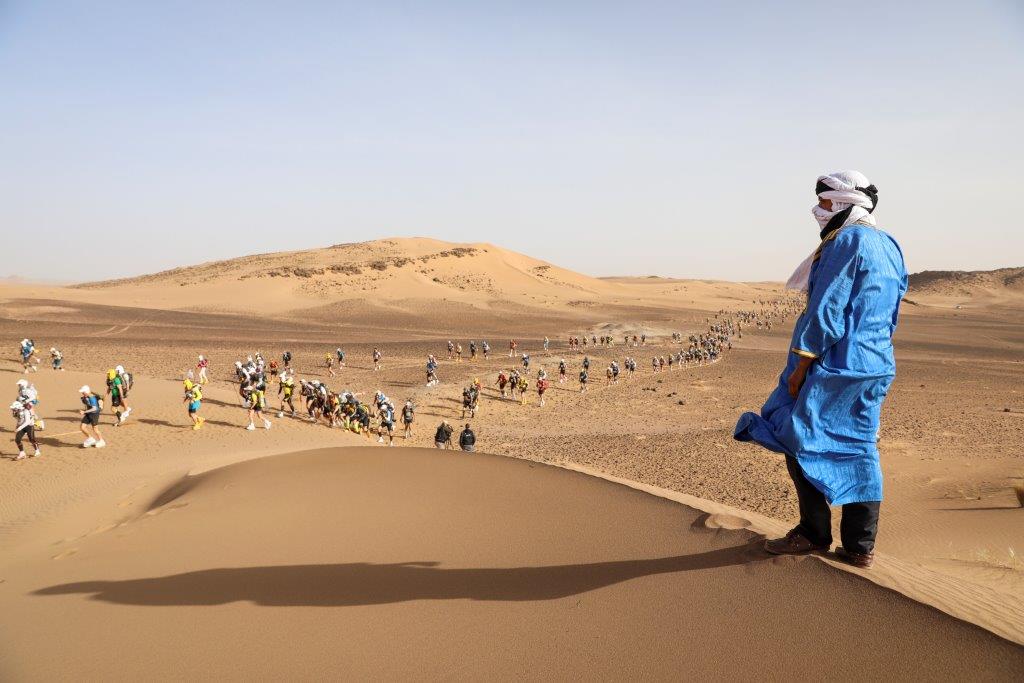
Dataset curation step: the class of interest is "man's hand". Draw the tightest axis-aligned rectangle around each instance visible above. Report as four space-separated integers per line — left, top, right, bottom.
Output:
787 356 815 399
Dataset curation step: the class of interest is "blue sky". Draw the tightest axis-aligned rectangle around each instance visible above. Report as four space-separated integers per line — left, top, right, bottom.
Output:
2 1 1022 282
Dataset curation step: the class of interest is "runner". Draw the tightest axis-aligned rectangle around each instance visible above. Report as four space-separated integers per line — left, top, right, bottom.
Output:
401 400 415 439
244 375 272 431
19 339 38 373
235 362 251 405
543 336 550 353
50 347 64 371
537 375 549 407
11 400 40 460
496 370 509 398
336 347 346 368
481 340 490 359
278 371 297 417
579 368 589 393
447 340 455 361
372 347 383 372
355 401 372 439
196 355 209 384
78 385 106 448
377 400 395 446
183 378 204 430
426 355 439 386
558 358 567 383
325 352 336 378
105 366 133 425
469 341 477 360
282 350 292 370
517 374 529 406
521 353 530 371
456 343 463 363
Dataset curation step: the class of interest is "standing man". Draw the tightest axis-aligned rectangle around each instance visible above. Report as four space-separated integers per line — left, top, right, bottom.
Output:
735 171 907 569
459 423 476 452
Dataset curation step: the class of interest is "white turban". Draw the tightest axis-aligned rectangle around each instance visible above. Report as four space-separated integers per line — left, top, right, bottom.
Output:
786 170 879 291
811 170 879 234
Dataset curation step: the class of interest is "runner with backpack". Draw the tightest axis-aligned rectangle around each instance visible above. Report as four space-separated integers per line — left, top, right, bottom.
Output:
183 378 204 430
106 366 133 426
11 400 41 460
19 339 39 373
78 385 106 448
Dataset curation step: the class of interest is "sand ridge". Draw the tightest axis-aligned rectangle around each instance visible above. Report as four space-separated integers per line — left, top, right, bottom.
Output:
3 448 1022 680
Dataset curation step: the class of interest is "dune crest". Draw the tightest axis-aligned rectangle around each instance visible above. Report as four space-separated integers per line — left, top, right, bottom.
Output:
55 237 784 316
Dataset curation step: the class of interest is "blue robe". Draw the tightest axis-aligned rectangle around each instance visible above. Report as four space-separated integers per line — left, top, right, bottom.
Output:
734 224 908 506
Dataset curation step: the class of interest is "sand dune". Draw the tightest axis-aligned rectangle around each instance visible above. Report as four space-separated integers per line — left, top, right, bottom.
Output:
2 240 1023 676
3 448 1021 680
907 266 1024 308
52 238 785 316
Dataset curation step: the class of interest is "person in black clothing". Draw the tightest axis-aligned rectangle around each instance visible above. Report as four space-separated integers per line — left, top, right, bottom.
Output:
459 423 476 452
434 420 453 449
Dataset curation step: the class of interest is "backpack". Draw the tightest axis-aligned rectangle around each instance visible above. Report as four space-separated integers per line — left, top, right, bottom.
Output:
93 393 105 411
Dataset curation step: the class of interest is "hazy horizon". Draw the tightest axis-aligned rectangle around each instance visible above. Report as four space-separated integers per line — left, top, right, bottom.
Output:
3 234 1023 288
3 1 1023 283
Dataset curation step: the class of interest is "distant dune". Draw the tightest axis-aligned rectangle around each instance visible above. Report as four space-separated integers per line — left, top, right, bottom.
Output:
907 267 1024 307
59 237 784 316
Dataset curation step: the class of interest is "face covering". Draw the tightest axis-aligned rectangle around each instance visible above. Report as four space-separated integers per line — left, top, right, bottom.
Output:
787 171 879 291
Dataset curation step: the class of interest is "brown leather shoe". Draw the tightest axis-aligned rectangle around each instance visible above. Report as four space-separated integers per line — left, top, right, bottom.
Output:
764 529 830 556
835 546 874 569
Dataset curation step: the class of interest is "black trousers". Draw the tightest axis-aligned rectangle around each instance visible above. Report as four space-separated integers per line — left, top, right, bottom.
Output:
15 426 38 451
785 456 880 555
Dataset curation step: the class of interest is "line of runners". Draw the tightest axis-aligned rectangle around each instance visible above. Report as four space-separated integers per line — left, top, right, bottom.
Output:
8 297 801 460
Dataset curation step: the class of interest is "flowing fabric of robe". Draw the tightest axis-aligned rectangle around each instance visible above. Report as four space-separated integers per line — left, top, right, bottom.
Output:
734 224 908 506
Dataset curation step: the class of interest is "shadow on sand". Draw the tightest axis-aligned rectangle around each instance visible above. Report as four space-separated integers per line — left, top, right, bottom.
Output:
34 540 767 607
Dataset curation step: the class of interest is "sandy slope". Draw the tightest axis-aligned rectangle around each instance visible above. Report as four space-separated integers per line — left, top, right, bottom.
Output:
38 237 785 316
2 448 1021 680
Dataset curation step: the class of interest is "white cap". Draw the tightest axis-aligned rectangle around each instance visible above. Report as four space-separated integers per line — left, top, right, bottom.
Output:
50 347 56 352
16 379 28 388
235 361 242 367
115 365 124 374
10 401 22 410
79 385 91 393
199 355 205 361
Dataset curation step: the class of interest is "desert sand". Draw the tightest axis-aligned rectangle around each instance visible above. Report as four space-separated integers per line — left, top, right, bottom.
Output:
1 238 1022 678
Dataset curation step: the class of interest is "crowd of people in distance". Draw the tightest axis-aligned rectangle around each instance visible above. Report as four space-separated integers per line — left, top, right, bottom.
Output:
7 295 801 461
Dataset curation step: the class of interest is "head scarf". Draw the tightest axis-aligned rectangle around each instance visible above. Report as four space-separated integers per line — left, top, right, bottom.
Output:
786 170 879 291
811 170 879 239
